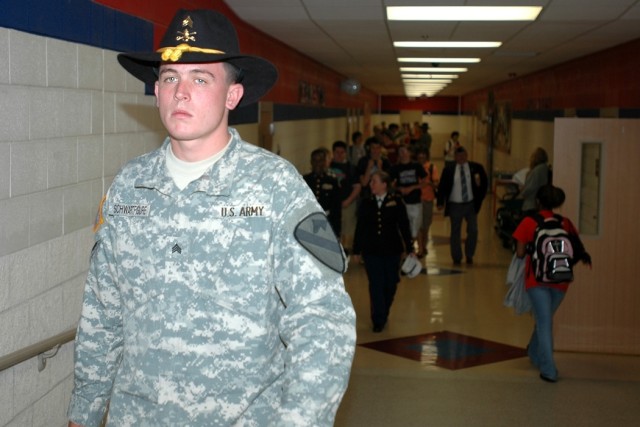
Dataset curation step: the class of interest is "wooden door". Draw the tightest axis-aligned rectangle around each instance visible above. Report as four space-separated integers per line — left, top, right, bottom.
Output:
553 118 640 355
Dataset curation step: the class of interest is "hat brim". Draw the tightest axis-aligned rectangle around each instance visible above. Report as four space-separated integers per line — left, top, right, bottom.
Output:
117 51 278 108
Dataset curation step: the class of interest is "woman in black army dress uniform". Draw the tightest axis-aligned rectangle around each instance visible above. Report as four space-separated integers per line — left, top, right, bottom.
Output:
352 170 415 332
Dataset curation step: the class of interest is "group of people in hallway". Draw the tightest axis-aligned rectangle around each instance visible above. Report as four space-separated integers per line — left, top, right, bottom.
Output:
301 133 594 387
66 8 592 426
302 120 492 333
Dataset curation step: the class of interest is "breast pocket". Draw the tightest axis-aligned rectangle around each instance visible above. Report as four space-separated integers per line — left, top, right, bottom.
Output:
194 215 274 319
112 214 190 311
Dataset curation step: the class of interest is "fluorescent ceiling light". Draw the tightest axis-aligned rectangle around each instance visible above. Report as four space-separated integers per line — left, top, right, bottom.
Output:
403 79 452 84
387 6 542 21
404 84 447 89
394 41 502 48
405 86 442 90
405 88 447 93
401 74 459 79
404 83 447 88
398 57 480 64
404 87 444 94
393 41 502 48
400 67 468 73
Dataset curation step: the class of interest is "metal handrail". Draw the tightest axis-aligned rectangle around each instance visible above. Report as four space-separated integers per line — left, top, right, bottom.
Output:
0 328 76 373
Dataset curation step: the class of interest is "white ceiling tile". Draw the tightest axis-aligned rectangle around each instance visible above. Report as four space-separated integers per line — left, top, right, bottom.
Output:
224 0 640 96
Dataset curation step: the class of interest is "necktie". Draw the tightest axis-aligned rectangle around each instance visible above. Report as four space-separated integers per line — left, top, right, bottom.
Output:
460 165 469 202
377 197 383 208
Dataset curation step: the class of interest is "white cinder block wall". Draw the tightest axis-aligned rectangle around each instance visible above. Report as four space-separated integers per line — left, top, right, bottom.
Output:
0 27 164 426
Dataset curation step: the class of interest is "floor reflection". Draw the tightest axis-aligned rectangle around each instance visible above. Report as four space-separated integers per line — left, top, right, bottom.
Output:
360 330 527 369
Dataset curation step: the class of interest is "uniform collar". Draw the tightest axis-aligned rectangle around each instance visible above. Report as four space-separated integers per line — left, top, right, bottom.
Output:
135 128 243 197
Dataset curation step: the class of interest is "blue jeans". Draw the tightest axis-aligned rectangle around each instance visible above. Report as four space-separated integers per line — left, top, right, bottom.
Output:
527 286 566 380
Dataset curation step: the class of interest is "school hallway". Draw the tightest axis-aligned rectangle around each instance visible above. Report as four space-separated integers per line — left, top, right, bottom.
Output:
335 196 640 427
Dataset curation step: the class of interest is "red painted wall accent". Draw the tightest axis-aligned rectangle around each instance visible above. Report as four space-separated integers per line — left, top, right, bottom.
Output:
94 0 378 110
95 1 639 114
462 38 640 113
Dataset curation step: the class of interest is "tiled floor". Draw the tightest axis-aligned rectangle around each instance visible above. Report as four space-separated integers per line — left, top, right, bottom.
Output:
335 198 640 426
360 330 527 369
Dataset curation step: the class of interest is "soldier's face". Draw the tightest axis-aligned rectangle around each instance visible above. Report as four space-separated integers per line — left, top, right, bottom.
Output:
311 153 326 174
155 62 243 149
370 174 387 196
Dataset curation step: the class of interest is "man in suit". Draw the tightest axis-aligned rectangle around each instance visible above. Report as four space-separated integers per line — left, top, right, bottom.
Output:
437 146 488 265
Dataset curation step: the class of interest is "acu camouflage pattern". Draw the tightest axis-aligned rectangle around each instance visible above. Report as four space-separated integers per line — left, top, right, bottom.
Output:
68 128 356 426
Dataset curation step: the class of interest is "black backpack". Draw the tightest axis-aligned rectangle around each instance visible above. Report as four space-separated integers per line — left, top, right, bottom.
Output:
530 213 574 283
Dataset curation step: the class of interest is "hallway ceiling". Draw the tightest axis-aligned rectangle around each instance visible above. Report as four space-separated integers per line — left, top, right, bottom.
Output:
224 0 640 97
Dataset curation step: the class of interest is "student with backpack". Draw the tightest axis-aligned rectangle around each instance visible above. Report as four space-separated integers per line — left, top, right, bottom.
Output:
512 185 591 383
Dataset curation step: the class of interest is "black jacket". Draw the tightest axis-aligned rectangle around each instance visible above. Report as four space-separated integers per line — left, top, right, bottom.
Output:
436 161 488 216
303 172 342 237
353 193 413 256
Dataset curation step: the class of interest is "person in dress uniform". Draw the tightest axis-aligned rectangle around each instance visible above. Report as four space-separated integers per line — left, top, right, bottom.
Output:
304 148 342 237
352 171 415 332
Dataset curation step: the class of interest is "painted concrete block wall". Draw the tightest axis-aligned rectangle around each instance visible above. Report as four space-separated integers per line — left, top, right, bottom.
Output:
0 27 164 426
274 118 349 173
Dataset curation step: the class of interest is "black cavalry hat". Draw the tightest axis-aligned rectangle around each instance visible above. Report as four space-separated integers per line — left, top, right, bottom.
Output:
117 9 278 107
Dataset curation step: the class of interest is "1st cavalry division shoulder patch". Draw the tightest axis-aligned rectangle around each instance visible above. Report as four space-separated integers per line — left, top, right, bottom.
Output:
294 212 347 274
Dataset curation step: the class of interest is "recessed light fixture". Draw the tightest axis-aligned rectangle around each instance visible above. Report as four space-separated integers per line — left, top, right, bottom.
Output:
394 41 502 48
398 57 480 64
400 67 468 73
387 6 542 21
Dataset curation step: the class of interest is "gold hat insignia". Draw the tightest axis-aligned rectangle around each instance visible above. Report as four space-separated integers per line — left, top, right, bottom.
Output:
158 15 224 61
176 16 196 42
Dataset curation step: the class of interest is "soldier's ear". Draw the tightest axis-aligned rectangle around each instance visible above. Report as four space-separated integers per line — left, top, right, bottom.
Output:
225 84 244 110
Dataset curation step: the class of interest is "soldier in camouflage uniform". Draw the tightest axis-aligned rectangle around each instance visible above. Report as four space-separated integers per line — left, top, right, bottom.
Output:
67 9 356 427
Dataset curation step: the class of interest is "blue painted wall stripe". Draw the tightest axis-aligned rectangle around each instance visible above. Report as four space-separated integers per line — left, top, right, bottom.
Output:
0 0 153 53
